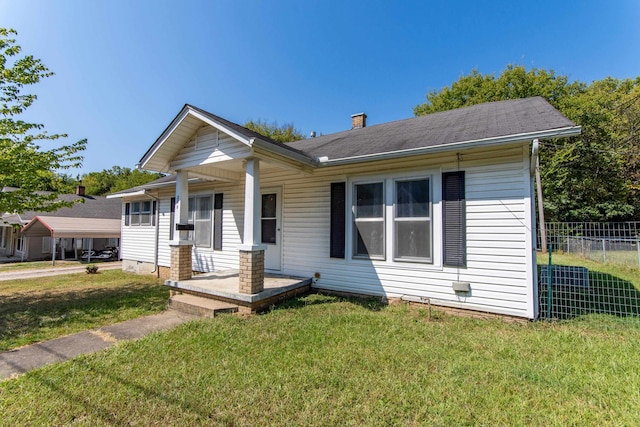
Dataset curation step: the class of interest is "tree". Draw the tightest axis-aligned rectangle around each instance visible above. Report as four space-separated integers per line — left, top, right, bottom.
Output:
80 166 162 196
0 28 86 213
244 119 306 143
414 65 640 222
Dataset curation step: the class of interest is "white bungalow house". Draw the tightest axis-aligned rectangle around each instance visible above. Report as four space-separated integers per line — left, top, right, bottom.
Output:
110 97 580 319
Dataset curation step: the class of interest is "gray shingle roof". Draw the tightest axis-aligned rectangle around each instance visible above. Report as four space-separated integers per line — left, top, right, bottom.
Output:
14 194 121 222
287 97 576 161
139 104 312 166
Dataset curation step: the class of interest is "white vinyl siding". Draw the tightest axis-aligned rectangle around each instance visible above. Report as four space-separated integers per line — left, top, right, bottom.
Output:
269 143 534 318
170 126 252 170
153 182 244 272
120 142 535 318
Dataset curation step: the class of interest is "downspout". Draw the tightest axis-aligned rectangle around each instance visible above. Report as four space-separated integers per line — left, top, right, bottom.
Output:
532 139 547 253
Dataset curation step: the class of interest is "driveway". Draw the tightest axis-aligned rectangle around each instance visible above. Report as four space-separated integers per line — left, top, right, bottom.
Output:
0 262 122 281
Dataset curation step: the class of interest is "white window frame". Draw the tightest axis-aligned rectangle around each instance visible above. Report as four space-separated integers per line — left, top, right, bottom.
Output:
352 180 386 260
187 194 213 249
127 200 154 226
393 177 433 263
347 170 442 268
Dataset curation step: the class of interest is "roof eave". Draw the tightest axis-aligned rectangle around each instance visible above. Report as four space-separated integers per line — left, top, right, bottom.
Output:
318 125 582 167
106 190 147 199
139 105 254 172
251 138 319 167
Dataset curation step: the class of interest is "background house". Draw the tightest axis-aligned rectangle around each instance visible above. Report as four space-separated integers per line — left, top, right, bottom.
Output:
1 186 121 261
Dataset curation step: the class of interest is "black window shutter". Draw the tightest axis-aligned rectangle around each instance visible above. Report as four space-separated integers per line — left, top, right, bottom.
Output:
330 182 346 258
152 201 157 226
124 203 130 226
169 197 175 240
442 171 466 267
214 193 223 250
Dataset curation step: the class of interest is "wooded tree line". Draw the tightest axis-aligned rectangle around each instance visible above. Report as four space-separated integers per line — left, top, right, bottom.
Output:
414 66 640 222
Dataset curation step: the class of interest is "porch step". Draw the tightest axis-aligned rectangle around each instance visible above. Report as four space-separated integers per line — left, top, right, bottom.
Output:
169 294 239 318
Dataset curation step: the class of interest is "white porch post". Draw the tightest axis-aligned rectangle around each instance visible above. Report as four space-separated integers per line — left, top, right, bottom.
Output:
175 169 190 242
243 158 261 247
238 158 265 294
169 169 193 281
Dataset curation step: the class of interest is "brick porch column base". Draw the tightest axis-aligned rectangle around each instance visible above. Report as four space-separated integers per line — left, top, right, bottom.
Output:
239 249 264 294
170 243 192 281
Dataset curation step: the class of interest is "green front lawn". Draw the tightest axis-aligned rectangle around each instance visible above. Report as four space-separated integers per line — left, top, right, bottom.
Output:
0 270 168 351
2 294 639 425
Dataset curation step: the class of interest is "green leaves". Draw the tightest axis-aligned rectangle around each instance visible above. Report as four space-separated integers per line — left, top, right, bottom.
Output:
244 119 306 143
414 65 640 222
0 28 86 213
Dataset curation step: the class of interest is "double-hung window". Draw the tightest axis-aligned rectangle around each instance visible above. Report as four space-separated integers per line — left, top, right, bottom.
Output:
126 201 155 226
188 195 212 248
345 177 433 263
353 182 385 259
130 202 141 225
394 178 431 262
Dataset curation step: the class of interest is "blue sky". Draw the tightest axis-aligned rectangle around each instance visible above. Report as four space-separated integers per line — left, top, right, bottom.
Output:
1 0 639 174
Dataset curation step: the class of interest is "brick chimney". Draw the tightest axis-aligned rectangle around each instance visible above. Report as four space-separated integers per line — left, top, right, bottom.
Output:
351 112 367 129
76 185 85 196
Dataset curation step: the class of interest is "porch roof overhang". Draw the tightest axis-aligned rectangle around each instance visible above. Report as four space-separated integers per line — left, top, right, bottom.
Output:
20 216 121 239
138 104 317 176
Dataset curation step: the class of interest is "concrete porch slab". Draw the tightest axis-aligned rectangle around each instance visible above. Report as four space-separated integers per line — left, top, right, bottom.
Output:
164 269 312 313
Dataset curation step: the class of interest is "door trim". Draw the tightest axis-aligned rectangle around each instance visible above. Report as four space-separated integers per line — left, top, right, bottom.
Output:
261 186 283 272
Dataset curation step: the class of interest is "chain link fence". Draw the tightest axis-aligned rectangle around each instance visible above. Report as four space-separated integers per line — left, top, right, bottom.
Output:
539 222 640 269
536 222 640 321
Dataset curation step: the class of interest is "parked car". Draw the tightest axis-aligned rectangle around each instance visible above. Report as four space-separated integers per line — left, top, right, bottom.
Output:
81 246 118 261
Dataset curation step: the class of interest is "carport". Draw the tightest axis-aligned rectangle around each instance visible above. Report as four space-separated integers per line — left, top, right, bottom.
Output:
20 216 121 265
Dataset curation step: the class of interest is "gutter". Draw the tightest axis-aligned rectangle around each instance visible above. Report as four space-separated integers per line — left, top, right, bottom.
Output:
318 125 582 167
106 190 146 199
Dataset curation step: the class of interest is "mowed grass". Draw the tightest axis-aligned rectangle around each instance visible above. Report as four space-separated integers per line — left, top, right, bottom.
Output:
2 294 640 426
0 270 168 351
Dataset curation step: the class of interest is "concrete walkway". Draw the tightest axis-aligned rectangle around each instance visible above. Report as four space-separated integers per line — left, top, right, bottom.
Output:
0 310 197 380
0 262 122 281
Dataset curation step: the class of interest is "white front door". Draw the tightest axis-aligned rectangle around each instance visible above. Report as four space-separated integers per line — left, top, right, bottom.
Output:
261 188 282 271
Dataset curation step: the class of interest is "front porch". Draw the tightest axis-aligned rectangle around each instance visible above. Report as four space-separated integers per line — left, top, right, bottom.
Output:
166 270 312 315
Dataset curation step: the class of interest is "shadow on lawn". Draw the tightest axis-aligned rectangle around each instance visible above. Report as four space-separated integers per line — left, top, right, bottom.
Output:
0 284 168 350
538 267 640 321
27 359 214 426
273 292 386 312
